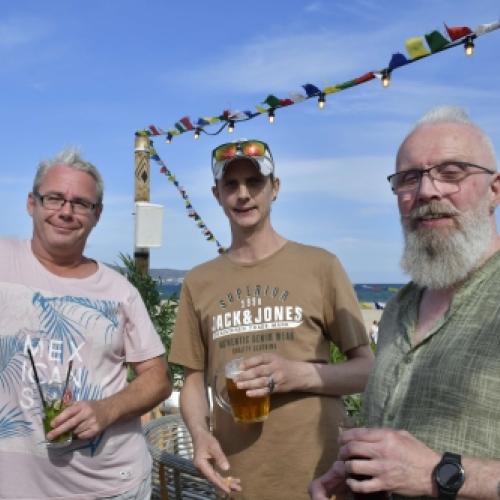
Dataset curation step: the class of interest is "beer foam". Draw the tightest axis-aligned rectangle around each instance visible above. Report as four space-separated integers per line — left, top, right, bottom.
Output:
225 359 243 378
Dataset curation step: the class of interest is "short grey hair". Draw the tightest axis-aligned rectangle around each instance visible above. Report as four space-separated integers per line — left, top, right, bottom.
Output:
33 146 104 205
404 105 497 171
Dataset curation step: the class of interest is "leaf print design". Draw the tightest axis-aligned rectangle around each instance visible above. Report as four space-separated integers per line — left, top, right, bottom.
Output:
74 369 104 402
0 333 26 394
0 403 33 439
31 292 120 359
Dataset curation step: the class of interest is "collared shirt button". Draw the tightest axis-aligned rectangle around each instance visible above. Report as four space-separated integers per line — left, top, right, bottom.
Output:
388 413 395 421
405 357 412 364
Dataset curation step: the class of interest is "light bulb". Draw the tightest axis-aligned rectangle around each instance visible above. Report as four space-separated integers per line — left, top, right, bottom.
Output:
194 129 200 140
381 69 391 88
464 37 474 56
228 120 235 133
318 93 326 109
166 137 171 144
268 110 275 124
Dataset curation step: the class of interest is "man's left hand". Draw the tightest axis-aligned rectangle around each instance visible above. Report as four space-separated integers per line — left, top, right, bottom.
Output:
233 353 296 397
338 427 441 498
47 400 110 441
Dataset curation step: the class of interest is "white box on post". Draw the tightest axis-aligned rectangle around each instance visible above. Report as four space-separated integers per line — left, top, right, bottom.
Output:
135 202 163 248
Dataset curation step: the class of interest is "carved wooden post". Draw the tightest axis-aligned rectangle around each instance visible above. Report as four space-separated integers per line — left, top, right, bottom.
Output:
134 136 151 274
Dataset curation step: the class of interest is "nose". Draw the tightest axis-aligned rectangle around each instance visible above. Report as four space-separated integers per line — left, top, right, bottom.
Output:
58 199 74 216
236 183 251 200
417 171 443 201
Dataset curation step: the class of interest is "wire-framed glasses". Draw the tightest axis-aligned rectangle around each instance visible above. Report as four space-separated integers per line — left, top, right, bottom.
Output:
387 162 495 194
34 192 98 214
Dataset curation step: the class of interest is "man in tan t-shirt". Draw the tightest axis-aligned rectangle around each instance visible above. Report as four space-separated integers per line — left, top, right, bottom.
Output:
168 139 374 499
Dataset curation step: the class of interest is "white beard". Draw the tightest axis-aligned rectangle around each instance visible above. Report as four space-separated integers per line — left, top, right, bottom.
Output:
400 199 492 290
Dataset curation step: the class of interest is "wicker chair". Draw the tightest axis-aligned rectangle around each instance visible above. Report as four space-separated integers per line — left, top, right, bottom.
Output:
143 413 216 500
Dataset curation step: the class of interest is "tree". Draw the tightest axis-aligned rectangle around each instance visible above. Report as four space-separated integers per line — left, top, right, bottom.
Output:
117 253 184 386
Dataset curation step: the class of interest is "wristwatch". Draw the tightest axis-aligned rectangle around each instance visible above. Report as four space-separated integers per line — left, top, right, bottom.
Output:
433 452 466 499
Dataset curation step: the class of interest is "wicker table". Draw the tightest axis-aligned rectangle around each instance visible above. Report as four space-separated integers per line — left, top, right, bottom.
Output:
143 413 216 500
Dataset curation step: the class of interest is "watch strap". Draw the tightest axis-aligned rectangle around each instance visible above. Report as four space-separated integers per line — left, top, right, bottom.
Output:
435 452 464 500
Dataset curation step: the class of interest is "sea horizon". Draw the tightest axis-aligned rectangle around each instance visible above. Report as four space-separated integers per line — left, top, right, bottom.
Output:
158 283 407 304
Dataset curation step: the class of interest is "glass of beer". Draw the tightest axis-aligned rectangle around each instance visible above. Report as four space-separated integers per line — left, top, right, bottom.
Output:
213 358 270 423
339 417 390 500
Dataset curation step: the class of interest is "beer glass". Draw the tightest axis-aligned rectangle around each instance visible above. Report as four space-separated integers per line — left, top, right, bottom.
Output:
339 417 390 500
213 358 270 423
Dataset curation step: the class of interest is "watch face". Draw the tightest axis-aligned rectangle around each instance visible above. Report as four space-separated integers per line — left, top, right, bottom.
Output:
439 463 463 488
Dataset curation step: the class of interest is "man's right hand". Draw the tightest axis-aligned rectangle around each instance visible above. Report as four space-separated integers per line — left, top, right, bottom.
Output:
192 429 242 494
308 461 350 500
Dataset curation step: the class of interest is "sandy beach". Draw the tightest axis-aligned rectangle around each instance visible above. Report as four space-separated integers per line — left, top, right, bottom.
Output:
360 304 383 333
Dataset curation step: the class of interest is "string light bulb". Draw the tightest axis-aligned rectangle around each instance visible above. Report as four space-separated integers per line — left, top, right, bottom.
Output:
166 136 172 144
318 92 326 109
464 36 474 56
381 69 391 88
194 129 200 140
268 109 275 124
228 120 235 133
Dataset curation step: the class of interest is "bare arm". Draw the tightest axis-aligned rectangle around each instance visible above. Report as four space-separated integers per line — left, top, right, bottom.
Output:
181 368 241 494
235 345 374 397
48 355 172 440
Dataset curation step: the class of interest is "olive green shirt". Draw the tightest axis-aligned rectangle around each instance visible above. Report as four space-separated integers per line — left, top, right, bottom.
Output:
363 250 500 500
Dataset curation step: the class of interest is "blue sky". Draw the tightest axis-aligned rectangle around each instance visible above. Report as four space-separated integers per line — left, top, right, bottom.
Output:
1 1 499 283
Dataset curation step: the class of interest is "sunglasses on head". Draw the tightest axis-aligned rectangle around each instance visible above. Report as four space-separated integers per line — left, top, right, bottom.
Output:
212 140 269 163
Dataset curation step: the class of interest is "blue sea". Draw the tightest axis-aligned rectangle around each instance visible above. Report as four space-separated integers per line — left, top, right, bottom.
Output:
158 283 406 304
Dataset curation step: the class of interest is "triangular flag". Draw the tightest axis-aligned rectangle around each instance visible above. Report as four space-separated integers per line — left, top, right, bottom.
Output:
336 80 355 90
425 30 450 52
174 123 186 133
168 128 180 136
160 166 167 174
242 110 260 118
444 23 473 41
405 36 431 59
255 105 268 113
196 118 211 127
302 83 320 97
476 20 500 36
323 85 340 94
229 110 248 119
202 117 220 124
388 52 409 69
354 72 375 84
179 117 195 131
289 92 307 103
279 98 294 107
262 95 281 107
149 125 161 135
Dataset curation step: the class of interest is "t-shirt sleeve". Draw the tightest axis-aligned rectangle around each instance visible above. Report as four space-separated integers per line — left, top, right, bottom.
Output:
123 287 165 363
324 255 370 354
168 277 206 371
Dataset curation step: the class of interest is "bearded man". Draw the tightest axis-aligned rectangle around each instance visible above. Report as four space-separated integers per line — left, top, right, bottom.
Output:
309 105 500 500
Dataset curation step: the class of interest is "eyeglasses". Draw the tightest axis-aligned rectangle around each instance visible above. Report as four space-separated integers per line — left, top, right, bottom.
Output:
387 162 495 194
212 140 270 164
34 192 98 214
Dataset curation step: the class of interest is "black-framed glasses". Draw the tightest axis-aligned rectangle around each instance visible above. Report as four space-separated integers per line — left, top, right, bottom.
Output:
387 162 495 194
34 192 98 214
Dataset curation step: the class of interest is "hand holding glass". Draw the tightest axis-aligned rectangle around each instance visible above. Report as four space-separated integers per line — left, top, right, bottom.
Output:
214 358 270 423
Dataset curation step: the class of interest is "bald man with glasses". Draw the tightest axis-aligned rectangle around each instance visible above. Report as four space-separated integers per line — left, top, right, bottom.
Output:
309 105 500 500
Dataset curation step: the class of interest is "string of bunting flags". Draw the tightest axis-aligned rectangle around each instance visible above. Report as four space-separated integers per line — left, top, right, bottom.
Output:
149 140 227 253
136 17 499 253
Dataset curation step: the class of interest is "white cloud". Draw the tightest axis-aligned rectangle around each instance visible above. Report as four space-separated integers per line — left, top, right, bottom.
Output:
171 26 409 95
305 3 321 12
278 155 395 205
0 17 51 49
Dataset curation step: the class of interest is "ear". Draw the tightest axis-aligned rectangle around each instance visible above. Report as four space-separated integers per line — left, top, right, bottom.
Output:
272 177 280 201
27 192 35 217
489 172 500 209
212 185 222 206
93 204 104 226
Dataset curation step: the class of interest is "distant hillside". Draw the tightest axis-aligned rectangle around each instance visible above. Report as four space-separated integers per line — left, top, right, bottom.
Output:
150 267 187 284
105 263 187 285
